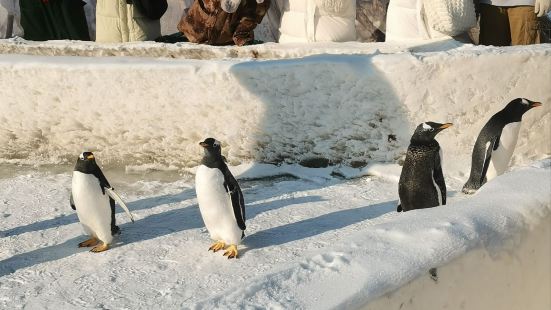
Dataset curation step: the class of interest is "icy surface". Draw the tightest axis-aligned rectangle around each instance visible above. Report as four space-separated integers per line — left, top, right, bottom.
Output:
0 160 549 309
0 42 549 175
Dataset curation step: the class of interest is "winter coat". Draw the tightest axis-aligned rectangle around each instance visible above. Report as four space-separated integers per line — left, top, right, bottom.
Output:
96 0 160 43
177 0 270 46
278 0 357 43
19 0 90 41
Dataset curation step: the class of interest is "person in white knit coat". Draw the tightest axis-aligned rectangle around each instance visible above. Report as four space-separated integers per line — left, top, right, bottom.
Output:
385 0 446 41
386 0 478 41
478 0 550 45
278 0 357 43
95 0 161 43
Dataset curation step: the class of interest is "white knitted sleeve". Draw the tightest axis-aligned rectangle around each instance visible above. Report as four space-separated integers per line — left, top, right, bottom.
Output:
423 0 477 36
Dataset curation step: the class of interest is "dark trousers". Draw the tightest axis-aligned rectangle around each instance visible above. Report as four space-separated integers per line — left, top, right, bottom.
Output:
20 0 90 41
479 4 539 46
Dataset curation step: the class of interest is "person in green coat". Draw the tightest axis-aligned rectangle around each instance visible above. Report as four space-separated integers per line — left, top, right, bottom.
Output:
19 0 90 41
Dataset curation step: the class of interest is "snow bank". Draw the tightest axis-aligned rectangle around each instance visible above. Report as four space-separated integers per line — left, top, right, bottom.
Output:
365 216 550 310
0 42 549 177
194 161 551 309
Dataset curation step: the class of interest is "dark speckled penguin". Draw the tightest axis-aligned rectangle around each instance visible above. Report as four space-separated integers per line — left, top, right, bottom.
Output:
398 122 453 212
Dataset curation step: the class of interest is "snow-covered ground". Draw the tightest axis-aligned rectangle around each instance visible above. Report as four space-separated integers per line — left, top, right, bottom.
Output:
0 39 550 309
0 160 549 309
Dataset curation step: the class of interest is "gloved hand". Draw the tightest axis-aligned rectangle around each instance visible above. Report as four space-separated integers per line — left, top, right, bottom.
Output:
535 0 551 17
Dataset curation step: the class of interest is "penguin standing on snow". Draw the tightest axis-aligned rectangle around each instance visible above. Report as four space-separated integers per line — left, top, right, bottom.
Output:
398 122 453 212
71 152 134 252
462 98 542 194
195 138 246 259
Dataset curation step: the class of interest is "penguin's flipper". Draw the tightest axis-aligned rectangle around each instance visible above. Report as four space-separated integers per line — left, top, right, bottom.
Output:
70 193 76 210
222 167 246 231
480 137 499 184
93 167 111 194
105 187 135 223
433 150 447 205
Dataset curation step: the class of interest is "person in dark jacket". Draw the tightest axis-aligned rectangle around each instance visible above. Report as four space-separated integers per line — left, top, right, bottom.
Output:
177 0 270 46
19 0 90 41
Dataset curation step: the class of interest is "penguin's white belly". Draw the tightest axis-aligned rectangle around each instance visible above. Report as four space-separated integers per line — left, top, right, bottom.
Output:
431 171 443 206
195 165 242 245
487 122 521 181
72 172 113 243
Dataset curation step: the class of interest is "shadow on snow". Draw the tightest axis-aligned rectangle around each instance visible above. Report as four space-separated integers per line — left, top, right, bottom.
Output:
243 200 396 251
0 185 327 276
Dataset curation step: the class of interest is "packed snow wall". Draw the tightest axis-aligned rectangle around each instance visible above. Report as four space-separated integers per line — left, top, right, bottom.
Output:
364 214 551 310
0 44 549 174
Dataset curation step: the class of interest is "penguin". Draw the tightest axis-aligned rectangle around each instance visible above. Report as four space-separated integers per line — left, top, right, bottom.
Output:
71 152 134 252
462 98 542 194
195 138 246 259
398 122 453 212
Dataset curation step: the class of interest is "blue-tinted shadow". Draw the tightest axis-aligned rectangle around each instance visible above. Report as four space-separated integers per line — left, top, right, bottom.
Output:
244 200 396 250
1 189 196 238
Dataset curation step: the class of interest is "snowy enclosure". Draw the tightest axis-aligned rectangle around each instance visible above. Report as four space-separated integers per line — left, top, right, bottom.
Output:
0 37 550 309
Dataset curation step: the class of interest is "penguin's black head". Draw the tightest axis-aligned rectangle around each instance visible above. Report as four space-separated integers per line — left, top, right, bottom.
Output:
199 138 222 156
74 151 98 173
411 122 453 144
79 152 95 162
502 98 542 119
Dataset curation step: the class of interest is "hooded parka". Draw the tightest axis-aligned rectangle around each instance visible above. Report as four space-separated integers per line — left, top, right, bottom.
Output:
96 0 161 42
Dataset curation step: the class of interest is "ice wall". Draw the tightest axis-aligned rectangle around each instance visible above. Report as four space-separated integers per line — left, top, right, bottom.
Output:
0 43 549 176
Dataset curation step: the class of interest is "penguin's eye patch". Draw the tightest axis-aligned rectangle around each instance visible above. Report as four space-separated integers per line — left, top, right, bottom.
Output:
421 123 434 131
521 98 529 105
213 141 221 147
79 154 85 160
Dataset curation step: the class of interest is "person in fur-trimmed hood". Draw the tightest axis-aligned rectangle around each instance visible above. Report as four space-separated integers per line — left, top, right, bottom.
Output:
177 0 270 46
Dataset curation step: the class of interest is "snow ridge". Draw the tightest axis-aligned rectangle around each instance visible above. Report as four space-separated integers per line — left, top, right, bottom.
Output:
195 162 551 309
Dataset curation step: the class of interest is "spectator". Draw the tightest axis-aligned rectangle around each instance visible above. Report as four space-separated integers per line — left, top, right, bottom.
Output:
19 0 90 41
478 0 550 45
96 0 161 43
177 0 270 46
278 0 357 43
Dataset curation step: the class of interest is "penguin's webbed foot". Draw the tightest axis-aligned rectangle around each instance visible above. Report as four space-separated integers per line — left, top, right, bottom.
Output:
78 237 99 248
223 244 238 259
461 187 477 195
209 241 226 252
90 243 110 253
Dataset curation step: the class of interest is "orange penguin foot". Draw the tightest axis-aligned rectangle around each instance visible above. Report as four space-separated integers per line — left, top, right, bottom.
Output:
90 243 110 253
223 244 238 259
78 237 99 248
209 241 226 252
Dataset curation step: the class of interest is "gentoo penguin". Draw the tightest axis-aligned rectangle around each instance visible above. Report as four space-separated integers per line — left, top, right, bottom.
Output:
71 152 134 252
398 122 453 212
195 138 246 259
462 98 542 194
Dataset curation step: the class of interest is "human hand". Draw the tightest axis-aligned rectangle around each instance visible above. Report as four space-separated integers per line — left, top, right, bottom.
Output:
535 0 550 17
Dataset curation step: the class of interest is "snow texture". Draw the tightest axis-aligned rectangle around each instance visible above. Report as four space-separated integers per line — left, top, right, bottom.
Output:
0 159 549 309
0 41 549 178
0 38 550 309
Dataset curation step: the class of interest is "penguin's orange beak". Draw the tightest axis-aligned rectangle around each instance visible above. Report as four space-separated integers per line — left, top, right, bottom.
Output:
439 123 453 129
530 102 542 108
86 154 95 160
199 142 208 148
